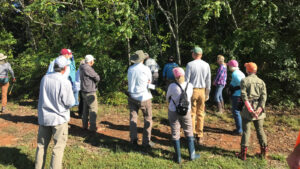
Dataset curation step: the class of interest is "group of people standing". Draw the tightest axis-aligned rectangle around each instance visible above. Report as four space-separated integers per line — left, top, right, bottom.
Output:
0 46 270 168
127 46 268 164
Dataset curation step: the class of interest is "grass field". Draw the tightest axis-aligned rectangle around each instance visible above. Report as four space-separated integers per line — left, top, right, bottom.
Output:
0 101 298 169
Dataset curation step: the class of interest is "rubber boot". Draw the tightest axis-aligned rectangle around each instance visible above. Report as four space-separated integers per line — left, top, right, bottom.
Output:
187 137 200 160
260 146 268 159
217 102 223 114
236 146 248 160
173 140 181 163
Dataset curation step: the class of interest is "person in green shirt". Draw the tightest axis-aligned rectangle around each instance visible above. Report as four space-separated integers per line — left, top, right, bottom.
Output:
236 62 268 160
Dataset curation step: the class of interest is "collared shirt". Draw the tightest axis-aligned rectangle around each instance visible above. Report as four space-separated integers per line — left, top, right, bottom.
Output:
80 64 100 93
166 82 194 112
0 62 15 79
214 64 227 86
163 62 178 80
240 74 267 120
144 58 159 73
230 69 245 96
185 59 211 90
127 63 152 101
38 72 75 126
46 56 71 80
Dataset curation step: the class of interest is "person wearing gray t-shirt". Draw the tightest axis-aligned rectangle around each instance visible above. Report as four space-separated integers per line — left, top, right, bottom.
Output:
185 46 211 145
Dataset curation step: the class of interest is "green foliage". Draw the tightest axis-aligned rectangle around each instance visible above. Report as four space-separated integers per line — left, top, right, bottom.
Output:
0 0 298 106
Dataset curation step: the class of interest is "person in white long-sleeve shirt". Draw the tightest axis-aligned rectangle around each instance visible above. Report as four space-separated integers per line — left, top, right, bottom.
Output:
185 46 211 145
35 56 75 169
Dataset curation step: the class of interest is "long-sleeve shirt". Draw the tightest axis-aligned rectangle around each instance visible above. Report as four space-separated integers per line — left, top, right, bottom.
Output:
127 63 152 101
69 57 76 84
0 62 15 79
166 82 194 112
213 64 227 86
230 69 245 96
46 56 70 80
144 58 159 73
240 74 267 120
80 64 100 93
185 59 211 90
163 62 178 80
74 69 81 92
38 72 75 126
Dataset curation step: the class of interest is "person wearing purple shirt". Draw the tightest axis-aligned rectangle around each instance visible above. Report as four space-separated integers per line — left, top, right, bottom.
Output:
213 55 227 114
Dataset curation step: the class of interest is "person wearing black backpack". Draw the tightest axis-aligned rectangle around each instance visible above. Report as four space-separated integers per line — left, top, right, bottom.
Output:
166 67 200 163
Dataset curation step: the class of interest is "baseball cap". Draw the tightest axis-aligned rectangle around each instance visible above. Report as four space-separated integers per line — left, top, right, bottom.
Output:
85 54 95 63
173 67 185 78
55 56 69 68
244 62 257 73
227 60 239 67
60 48 72 55
191 46 203 54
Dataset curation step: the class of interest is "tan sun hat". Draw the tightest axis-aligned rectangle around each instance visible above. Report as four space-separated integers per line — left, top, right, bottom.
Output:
0 53 8 60
130 50 147 63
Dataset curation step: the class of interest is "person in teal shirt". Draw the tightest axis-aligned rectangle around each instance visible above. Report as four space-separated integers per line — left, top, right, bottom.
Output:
228 60 245 135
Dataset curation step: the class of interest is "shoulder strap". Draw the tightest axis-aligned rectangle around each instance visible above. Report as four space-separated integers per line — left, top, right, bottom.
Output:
184 82 189 93
174 82 184 92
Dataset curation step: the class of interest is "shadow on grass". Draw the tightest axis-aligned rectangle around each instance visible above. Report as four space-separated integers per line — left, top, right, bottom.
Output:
204 126 233 135
0 147 34 169
100 120 171 146
17 100 38 109
68 123 178 161
0 114 38 125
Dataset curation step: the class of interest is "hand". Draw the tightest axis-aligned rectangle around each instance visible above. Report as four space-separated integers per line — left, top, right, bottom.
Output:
12 78 16 83
255 107 263 116
205 95 209 101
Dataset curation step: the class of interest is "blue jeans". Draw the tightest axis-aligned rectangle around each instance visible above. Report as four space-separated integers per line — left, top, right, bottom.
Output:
214 85 224 103
231 96 243 133
73 90 79 106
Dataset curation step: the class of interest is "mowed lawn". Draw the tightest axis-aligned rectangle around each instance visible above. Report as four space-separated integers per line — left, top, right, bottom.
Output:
0 101 298 169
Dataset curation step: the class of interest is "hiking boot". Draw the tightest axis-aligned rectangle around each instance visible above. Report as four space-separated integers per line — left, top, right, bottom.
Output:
142 141 156 148
236 146 248 160
195 136 203 145
232 129 243 136
1 106 5 113
259 146 268 159
187 137 200 160
216 102 223 114
173 140 181 163
131 139 138 146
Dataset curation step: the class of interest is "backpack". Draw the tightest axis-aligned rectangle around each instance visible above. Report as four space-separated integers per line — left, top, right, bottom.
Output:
171 82 189 116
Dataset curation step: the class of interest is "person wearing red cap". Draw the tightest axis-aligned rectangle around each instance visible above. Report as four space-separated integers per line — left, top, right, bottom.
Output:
236 62 268 160
46 48 72 79
287 130 300 169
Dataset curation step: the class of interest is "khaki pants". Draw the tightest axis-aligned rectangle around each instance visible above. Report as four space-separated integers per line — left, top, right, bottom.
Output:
128 98 152 145
81 92 98 131
168 110 193 140
241 119 268 147
191 88 205 138
35 123 68 169
0 82 9 107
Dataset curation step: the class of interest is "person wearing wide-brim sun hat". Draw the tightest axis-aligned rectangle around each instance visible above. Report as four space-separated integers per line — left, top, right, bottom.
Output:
0 53 16 113
236 62 268 161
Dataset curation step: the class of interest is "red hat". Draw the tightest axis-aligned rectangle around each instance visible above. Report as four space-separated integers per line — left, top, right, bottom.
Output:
60 48 72 55
227 60 239 67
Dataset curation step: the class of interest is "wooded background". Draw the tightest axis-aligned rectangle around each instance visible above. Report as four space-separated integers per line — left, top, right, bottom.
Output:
0 0 299 107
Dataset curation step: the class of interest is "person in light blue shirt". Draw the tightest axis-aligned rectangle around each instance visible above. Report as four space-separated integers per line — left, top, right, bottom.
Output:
35 56 75 169
228 60 245 135
127 50 155 148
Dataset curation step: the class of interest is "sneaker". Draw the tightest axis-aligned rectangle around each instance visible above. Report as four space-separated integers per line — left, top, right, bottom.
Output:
142 141 156 148
232 129 243 136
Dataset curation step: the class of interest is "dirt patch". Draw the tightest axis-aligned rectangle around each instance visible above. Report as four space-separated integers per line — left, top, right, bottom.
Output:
0 102 298 158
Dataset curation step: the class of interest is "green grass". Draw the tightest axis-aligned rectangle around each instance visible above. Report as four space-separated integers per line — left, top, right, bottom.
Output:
0 144 286 169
